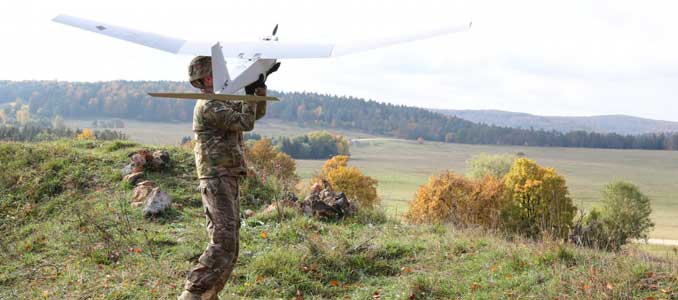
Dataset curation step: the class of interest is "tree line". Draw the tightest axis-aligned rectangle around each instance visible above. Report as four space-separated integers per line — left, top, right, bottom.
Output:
2 80 678 151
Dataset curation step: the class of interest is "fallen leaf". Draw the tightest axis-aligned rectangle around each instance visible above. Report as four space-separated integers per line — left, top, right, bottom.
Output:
470 282 480 292
295 289 303 300
606 283 614 290
260 231 268 239
490 265 498 273
400 267 412 274
329 280 339 287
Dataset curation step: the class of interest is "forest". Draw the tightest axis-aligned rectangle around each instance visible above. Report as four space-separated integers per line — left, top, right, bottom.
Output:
2 80 678 150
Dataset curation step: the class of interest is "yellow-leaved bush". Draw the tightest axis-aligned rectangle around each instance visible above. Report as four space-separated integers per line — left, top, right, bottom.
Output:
405 172 506 228
76 128 95 140
407 158 576 239
315 155 380 209
502 158 576 239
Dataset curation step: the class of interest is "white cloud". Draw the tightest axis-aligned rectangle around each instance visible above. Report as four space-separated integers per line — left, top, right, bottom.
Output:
1 0 677 120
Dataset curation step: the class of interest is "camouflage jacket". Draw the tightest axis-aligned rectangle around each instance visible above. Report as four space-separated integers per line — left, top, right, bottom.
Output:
192 99 266 179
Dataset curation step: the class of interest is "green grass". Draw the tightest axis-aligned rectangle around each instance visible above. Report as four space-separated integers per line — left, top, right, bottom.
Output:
297 139 678 240
64 118 380 145
1 140 676 299
65 117 678 239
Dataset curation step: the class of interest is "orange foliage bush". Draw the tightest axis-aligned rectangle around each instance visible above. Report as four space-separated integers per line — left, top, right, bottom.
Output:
246 138 298 184
406 172 506 227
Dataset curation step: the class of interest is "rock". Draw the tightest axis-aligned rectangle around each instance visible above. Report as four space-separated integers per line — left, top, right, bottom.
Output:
131 181 157 205
153 150 170 164
123 172 144 185
300 184 356 219
130 153 146 173
143 187 172 216
244 209 256 218
120 163 133 177
310 200 339 219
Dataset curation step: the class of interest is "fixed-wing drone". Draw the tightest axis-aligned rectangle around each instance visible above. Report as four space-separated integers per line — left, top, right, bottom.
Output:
53 15 471 102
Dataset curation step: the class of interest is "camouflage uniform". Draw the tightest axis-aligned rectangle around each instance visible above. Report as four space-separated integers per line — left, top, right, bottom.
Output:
182 98 266 300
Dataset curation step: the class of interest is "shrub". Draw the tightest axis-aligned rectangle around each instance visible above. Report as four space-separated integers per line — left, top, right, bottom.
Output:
76 128 95 140
315 155 380 209
405 172 506 227
600 181 654 243
247 138 299 185
571 181 654 251
465 153 514 180
502 158 576 239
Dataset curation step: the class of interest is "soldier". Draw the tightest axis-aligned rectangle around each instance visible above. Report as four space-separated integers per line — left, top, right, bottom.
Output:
179 56 278 300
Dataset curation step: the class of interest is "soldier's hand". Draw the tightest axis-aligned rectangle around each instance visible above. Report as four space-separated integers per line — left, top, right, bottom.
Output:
245 63 280 95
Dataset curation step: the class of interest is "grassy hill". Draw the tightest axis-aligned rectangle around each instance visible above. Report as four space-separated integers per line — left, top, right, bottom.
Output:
59 117 678 239
437 109 678 135
1 140 676 299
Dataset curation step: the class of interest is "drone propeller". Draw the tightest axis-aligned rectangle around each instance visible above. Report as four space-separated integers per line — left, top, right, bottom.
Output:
272 24 278 36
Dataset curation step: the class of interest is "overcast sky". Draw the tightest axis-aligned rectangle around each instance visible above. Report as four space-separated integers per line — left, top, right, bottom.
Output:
1 0 677 120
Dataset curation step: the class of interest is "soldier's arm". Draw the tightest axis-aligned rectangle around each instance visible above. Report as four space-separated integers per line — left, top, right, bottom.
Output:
254 87 267 120
207 101 257 132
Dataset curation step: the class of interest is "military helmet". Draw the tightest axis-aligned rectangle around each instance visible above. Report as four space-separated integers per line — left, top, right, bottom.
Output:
188 56 212 89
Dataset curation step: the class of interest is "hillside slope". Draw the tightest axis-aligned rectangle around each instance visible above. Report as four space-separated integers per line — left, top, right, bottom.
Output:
437 109 678 135
1 140 676 299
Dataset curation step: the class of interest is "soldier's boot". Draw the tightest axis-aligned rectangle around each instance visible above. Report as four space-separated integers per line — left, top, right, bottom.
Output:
178 291 202 300
178 290 220 300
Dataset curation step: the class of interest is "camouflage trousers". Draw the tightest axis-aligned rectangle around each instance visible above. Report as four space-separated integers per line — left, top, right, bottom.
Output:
183 176 241 299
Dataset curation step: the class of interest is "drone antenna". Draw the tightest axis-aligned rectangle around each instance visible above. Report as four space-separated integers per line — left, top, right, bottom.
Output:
272 24 278 36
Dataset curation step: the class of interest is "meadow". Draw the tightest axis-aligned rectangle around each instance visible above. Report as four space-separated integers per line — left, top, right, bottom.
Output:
66 118 678 239
1 140 676 299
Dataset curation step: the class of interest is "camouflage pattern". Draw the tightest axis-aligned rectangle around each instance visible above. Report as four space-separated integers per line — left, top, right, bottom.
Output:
181 91 267 299
182 176 241 299
189 56 212 89
192 99 266 179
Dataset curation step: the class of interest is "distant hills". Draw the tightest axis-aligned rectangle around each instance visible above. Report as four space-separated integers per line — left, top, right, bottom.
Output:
436 109 678 135
2 80 678 151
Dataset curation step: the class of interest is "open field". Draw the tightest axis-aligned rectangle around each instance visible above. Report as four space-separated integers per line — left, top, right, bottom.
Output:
65 118 678 239
1 140 676 299
64 118 380 145
296 139 678 240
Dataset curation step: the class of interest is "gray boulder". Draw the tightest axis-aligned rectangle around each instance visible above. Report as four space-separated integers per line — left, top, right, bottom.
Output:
143 187 172 216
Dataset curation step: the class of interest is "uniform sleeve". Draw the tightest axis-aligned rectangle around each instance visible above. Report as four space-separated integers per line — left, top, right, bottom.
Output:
205 101 257 132
255 101 267 120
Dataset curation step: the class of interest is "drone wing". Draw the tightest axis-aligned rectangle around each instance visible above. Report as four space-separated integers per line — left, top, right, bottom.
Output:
53 14 470 59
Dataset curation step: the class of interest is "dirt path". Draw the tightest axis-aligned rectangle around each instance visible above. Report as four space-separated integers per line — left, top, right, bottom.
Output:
640 239 678 246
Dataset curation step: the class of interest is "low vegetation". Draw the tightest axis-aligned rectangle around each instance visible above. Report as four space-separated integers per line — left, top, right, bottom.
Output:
313 155 380 209
572 181 655 251
1 140 676 299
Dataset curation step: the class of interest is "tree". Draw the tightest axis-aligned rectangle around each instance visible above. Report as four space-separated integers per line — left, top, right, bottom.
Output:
16 104 30 125
52 115 65 129
600 181 653 248
465 153 514 180
502 158 576 239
